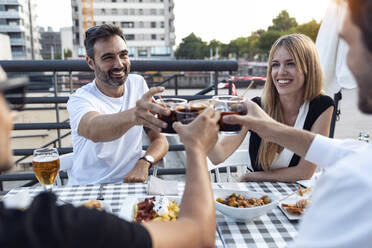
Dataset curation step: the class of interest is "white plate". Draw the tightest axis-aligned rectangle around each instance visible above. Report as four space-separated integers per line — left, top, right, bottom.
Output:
213 189 279 222
118 196 181 222
278 191 312 221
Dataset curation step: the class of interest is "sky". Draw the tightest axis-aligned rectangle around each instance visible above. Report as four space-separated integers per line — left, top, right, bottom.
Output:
35 0 331 45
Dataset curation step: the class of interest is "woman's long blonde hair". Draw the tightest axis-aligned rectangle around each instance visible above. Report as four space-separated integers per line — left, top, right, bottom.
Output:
257 34 324 171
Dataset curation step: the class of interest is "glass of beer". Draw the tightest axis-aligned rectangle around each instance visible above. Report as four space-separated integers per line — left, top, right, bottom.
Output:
212 95 247 135
32 148 60 191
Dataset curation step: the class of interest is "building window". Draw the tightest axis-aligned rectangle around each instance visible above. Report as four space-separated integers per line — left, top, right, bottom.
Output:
160 21 164 28
151 34 156 40
139 21 144 28
112 0 116 2
150 9 156 15
74 6 78 12
0 20 6 25
121 22 134 28
112 8 118 14
138 49 148 57
137 34 144 40
101 9 105 14
138 9 143 15
151 22 156 28
125 34 135 40
123 9 128 15
130 9 135 15
160 9 164 15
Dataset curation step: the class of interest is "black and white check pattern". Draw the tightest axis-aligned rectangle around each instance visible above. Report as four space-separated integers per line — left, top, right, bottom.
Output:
6 182 298 248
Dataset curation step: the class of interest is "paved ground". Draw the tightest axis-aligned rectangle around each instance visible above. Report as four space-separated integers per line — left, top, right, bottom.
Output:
3 87 372 191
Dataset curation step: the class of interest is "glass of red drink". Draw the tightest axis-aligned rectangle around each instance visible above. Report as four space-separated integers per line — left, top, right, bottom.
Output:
156 98 187 135
212 95 247 135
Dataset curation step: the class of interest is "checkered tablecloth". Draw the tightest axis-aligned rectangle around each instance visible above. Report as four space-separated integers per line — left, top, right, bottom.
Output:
6 181 298 248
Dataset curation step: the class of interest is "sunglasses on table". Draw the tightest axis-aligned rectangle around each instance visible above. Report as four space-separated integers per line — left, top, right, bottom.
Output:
0 77 28 111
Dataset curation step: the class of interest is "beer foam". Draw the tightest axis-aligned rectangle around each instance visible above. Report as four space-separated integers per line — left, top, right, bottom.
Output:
33 155 59 162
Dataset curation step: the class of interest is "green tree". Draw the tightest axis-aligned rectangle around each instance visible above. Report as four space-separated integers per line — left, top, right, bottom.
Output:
268 10 298 32
64 49 73 58
175 33 209 59
255 30 283 55
289 19 321 41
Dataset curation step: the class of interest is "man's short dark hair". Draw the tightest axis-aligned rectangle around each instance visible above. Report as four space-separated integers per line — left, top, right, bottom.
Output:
84 24 126 59
347 0 372 52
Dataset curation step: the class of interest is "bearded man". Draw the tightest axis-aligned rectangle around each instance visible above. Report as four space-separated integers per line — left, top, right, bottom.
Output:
67 24 169 185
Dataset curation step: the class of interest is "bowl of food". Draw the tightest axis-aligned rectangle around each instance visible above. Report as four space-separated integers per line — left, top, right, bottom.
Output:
214 189 279 221
119 196 180 222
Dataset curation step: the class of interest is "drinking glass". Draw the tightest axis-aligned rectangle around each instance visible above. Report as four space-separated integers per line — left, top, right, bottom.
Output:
212 95 247 135
32 148 60 191
176 104 207 125
156 98 187 135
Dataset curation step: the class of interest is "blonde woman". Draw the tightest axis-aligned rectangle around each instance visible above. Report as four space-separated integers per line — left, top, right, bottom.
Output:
208 34 334 182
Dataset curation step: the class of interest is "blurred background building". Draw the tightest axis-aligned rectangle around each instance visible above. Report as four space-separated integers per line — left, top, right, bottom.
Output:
71 0 176 59
39 27 61 59
0 0 41 59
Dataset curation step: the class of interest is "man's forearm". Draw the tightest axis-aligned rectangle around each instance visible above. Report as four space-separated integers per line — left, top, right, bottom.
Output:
144 135 168 164
86 108 136 142
255 120 315 157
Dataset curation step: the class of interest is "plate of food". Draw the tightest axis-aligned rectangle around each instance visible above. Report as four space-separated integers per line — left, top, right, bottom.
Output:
278 185 312 221
213 189 279 221
119 196 181 223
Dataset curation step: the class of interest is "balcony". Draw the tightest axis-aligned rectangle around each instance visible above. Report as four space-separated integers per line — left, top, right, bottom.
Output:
0 11 20 19
0 25 24 32
0 0 19 5
10 38 25 46
11 51 25 58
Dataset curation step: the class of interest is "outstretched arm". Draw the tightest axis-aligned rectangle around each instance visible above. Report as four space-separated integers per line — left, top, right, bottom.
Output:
144 107 220 248
78 87 170 142
223 99 316 158
208 126 249 165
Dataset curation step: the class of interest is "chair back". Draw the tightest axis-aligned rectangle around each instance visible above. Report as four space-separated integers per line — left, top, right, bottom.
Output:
208 150 252 183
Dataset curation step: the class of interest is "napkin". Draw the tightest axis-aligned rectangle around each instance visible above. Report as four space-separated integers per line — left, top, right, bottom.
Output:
147 176 178 195
2 189 32 209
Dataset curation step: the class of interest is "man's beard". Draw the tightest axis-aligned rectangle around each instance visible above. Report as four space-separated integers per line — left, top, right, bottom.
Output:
95 64 129 87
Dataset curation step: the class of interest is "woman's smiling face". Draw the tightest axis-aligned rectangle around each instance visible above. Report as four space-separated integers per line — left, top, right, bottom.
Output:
271 46 305 97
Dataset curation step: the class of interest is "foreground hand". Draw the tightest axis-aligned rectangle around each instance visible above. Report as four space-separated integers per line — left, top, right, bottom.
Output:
123 159 149 183
173 107 220 155
133 86 170 131
222 99 276 134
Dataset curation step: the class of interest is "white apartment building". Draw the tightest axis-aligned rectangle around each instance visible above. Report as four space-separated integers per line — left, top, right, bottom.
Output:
0 0 41 59
71 0 175 59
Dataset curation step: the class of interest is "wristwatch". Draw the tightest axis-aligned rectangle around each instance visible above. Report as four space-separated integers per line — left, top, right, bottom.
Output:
140 155 154 168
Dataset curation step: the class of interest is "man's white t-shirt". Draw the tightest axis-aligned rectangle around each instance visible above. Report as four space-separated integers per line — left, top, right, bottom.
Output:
67 74 148 185
289 135 372 248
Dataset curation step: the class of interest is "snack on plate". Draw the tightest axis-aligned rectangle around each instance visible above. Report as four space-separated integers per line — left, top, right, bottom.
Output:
216 193 271 208
82 200 102 210
298 185 312 196
281 198 311 215
134 196 180 222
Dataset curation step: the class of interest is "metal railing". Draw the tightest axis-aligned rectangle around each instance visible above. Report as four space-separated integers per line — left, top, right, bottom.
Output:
0 59 238 194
